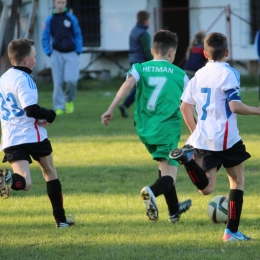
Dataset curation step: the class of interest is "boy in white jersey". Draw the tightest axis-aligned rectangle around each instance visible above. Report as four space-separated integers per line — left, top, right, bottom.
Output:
0 39 75 228
101 30 192 223
170 32 260 242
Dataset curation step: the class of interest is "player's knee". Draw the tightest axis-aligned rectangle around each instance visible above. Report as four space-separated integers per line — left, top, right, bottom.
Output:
199 184 215 195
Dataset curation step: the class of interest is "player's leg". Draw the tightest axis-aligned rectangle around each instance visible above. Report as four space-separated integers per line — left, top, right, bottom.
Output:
64 52 79 114
37 154 75 228
170 146 218 194
198 167 217 195
10 160 31 190
220 140 252 241
140 160 176 222
158 161 192 223
141 143 191 222
30 139 74 228
0 145 32 198
223 163 252 241
50 50 65 113
0 163 28 198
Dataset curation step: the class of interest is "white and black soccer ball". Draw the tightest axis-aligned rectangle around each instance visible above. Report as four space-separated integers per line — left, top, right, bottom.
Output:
207 195 228 224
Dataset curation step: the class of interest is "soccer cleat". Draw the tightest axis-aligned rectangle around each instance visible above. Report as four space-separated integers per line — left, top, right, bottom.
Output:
118 104 128 118
0 169 12 199
223 228 252 242
56 214 76 228
55 109 64 116
169 144 194 164
66 102 74 114
168 199 192 223
140 186 158 222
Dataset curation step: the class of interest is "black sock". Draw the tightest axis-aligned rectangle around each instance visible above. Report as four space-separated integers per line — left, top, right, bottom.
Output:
227 189 243 233
164 183 179 215
184 160 209 190
150 175 173 197
158 170 179 215
11 174 26 190
46 179 65 222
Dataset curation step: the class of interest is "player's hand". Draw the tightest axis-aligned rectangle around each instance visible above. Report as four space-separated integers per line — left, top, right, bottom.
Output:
101 111 113 125
37 119 50 127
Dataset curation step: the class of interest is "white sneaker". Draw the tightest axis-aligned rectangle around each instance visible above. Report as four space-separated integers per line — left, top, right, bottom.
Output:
140 186 158 222
0 169 12 199
56 214 76 228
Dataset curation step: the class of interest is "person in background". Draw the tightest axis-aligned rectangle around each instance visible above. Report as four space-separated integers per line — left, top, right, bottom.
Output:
102 30 191 224
0 38 75 228
118 10 153 118
41 0 83 116
183 30 207 79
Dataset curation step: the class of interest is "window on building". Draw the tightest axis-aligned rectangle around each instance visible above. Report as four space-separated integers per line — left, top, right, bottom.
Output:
68 0 101 47
250 0 260 43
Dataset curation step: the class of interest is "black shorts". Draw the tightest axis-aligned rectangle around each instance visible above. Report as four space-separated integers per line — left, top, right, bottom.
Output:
2 139 52 164
194 140 251 171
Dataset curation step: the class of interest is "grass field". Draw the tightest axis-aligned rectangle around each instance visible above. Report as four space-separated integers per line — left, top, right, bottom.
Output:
0 79 260 259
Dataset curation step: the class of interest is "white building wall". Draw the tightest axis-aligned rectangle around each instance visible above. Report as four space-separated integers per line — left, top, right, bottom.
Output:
32 0 258 76
189 0 257 61
34 0 54 72
78 0 159 77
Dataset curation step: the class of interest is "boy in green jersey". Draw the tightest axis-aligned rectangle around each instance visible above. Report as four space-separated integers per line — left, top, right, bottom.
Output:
101 30 191 223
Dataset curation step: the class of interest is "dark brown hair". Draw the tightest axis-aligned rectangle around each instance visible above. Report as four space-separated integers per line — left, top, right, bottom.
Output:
137 10 150 24
8 38 35 65
153 30 178 56
204 32 227 61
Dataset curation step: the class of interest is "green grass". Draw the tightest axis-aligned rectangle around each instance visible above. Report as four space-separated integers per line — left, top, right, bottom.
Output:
1 80 260 259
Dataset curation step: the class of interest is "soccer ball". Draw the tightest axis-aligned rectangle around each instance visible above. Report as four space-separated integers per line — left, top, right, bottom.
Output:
207 195 228 224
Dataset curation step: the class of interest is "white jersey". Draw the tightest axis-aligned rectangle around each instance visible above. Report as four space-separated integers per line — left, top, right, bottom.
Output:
181 61 241 151
0 68 47 150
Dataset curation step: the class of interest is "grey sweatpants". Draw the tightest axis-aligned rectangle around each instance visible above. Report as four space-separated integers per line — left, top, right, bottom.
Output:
50 50 80 110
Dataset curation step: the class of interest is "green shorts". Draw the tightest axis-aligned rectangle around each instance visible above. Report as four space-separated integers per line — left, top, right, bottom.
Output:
144 141 179 167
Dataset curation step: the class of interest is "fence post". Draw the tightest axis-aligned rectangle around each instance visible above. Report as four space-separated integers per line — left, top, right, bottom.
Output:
226 4 233 66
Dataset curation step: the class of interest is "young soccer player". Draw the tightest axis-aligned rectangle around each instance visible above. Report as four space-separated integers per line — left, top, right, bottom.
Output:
170 32 260 241
101 30 192 223
0 38 75 228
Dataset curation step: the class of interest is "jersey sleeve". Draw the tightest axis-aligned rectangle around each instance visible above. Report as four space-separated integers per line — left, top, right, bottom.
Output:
16 74 38 109
183 74 189 90
221 65 240 92
181 77 196 105
127 64 140 82
225 88 241 102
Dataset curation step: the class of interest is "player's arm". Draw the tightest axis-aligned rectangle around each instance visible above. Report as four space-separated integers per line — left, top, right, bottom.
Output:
229 101 260 115
101 76 136 125
180 101 197 133
226 88 260 115
24 104 56 123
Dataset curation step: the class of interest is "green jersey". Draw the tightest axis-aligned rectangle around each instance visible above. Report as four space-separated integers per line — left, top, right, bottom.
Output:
128 60 189 144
